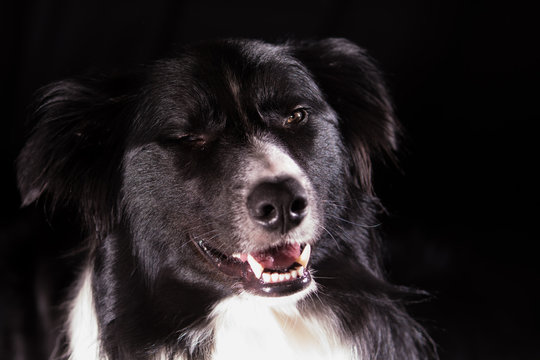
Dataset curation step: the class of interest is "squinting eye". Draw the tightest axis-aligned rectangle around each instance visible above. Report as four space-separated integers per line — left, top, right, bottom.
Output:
286 108 308 125
178 134 207 147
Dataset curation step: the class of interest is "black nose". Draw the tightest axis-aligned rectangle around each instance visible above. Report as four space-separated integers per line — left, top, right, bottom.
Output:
246 177 308 234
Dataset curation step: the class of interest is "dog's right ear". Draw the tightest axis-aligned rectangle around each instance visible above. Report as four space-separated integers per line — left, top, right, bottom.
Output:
17 77 133 230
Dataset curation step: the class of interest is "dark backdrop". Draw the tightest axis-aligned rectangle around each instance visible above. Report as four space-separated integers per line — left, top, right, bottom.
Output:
1 1 538 359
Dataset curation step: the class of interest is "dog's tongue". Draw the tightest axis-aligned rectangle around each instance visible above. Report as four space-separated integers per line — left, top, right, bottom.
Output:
252 243 301 270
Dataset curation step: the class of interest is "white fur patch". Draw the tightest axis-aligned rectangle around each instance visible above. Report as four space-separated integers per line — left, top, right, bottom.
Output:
68 268 104 360
67 270 355 360
208 292 356 360
248 139 307 181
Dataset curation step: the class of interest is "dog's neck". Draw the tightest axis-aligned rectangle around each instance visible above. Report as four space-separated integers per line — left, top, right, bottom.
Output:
67 269 356 360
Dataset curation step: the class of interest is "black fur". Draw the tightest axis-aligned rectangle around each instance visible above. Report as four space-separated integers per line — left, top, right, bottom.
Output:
17 38 435 359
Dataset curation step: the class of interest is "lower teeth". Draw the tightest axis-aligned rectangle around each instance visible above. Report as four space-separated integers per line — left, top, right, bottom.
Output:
261 266 305 284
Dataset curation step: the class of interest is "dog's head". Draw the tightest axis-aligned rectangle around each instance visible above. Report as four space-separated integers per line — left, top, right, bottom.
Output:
18 39 397 299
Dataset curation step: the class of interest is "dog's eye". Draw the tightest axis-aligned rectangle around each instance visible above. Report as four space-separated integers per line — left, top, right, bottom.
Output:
286 108 308 126
177 134 207 147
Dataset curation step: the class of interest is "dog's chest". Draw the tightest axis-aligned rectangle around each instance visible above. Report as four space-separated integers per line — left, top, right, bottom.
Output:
206 296 355 360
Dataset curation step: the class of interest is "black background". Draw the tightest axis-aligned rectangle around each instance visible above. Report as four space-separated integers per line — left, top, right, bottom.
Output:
1 1 538 359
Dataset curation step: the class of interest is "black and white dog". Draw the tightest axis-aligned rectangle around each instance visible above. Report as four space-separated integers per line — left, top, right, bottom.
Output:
17 38 434 359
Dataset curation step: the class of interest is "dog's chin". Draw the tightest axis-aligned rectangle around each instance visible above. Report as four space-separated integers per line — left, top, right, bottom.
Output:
191 236 313 298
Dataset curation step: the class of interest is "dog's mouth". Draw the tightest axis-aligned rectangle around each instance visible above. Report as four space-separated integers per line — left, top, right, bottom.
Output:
193 238 312 297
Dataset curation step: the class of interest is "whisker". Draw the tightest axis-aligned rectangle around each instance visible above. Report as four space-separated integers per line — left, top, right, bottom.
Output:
316 223 341 249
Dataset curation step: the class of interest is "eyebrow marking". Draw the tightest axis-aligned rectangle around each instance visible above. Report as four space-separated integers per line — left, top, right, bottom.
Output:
225 68 249 126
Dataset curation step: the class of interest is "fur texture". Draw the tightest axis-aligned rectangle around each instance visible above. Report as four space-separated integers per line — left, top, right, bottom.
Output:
17 38 435 359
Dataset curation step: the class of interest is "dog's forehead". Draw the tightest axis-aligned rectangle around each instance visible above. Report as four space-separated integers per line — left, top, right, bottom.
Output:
192 40 316 97
149 40 324 130
232 40 298 68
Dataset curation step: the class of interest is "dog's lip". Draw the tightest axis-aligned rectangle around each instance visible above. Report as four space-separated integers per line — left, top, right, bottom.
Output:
191 236 312 296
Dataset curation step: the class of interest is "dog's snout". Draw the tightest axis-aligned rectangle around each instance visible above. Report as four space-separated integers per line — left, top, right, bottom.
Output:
247 177 308 234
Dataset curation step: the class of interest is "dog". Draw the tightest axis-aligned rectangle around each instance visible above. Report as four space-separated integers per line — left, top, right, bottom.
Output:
17 38 434 360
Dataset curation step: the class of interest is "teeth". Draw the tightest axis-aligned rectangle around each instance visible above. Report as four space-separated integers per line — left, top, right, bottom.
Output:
242 244 312 284
257 266 307 284
296 244 311 267
247 254 264 279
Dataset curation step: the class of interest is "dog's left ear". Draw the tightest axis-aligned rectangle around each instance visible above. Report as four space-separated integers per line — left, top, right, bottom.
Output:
292 38 399 192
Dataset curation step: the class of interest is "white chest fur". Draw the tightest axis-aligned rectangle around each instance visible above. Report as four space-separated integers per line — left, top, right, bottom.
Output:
207 295 356 360
68 269 101 360
68 272 356 360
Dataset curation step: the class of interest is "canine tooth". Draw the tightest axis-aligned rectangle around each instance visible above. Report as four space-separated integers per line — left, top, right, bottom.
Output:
298 266 304 276
247 254 264 279
271 273 279 282
278 274 285 282
296 244 311 267
291 270 298 279
262 272 271 283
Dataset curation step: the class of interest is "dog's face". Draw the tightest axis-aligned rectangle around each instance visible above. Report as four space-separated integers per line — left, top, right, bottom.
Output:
121 42 346 297
18 39 398 300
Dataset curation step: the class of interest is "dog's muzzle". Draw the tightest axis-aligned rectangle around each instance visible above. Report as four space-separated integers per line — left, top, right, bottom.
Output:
192 177 313 297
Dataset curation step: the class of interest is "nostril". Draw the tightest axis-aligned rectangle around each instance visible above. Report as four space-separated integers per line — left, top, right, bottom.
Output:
258 203 277 221
290 196 308 217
